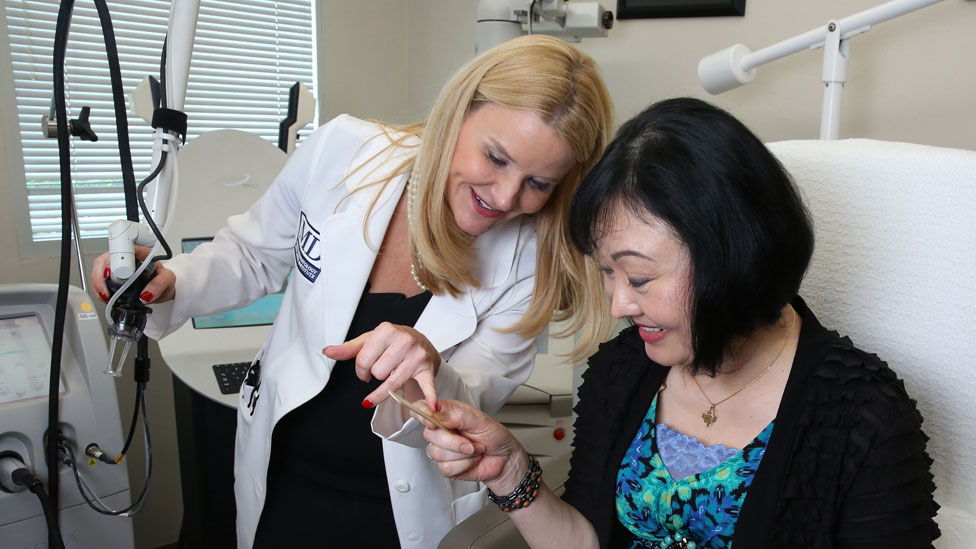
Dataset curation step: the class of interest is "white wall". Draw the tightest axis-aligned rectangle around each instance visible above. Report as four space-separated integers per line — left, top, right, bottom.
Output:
317 0 411 123
316 0 479 124
405 0 976 149
404 1 481 121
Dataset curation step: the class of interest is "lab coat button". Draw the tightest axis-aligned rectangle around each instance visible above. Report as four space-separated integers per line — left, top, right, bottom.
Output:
394 480 411 493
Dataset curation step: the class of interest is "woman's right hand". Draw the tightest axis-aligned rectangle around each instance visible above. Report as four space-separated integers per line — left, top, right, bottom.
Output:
416 399 530 495
421 400 600 549
90 246 177 305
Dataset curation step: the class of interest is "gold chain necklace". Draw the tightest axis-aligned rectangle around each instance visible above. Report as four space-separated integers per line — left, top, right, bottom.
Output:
692 309 796 427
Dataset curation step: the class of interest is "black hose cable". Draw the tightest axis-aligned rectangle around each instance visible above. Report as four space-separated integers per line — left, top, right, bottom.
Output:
137 150 173 264
47 0 159 534
160 36 168 110
65 390 153 517
123 387 154 514
17 471 66 549
49 0 147 538
97 3 162 428
92 0 138 221
69 446 113 512
134 339 151 384
146 35 173 264
49 2 77 536
138 386 154 501
92 0 148 467
118 382 145 459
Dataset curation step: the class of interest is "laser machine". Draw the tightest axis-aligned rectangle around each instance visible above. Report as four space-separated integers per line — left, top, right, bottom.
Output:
0 285 134 548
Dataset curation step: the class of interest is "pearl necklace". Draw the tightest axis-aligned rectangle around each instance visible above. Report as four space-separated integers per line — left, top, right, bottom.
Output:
406 172 429 292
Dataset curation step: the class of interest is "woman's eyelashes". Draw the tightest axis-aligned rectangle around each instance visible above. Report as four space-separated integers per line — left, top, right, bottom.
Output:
527 178 552 192
600 266 651 289
486 150 507 167
485 150 555 193
628 277 650 289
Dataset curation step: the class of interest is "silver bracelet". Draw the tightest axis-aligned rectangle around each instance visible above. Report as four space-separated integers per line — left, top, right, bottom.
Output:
486 455 542 512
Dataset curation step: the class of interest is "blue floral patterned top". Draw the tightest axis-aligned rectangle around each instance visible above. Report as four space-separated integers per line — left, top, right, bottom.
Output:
615 393 774 548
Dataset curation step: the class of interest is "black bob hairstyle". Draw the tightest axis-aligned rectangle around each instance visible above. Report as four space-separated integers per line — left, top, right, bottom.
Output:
569 97 814 376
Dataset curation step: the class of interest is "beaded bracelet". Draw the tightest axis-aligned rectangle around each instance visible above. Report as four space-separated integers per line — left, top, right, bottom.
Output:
487 455 542 512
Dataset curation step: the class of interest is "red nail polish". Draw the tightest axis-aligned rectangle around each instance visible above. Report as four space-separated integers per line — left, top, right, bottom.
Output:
103 267 111 279
140 291 154 303
361 399 374 409
98 291 109 303
434 402 441 413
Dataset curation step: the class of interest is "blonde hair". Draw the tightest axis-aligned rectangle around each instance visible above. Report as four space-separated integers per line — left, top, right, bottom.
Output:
357 35 615 360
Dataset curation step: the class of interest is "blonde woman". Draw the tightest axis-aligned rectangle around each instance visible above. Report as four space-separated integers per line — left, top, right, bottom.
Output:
91 35 614 548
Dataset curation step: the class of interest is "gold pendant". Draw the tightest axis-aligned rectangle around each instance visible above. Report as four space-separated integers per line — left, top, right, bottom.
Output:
702 405 717 427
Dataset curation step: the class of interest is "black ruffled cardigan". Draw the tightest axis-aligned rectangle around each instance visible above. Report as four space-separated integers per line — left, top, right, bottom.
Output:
562 298 940 548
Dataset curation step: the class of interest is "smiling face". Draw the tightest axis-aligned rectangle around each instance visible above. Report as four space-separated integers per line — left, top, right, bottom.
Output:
597 201 695 368
445 102 575 237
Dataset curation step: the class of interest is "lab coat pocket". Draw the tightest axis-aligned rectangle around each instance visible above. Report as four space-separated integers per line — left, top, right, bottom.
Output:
451 485 489 525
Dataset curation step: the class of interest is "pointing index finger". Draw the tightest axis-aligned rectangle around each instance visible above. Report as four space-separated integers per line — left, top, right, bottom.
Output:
322 332 368 360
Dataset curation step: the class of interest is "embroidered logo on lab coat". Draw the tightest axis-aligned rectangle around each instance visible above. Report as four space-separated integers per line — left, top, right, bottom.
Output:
295 211 321 282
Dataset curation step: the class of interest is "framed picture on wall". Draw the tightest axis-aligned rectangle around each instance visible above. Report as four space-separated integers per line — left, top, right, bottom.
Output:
617 0 746 19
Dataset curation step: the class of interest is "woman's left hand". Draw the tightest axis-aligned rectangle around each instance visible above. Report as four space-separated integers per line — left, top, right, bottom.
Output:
417 399 525 488
322 321 440 411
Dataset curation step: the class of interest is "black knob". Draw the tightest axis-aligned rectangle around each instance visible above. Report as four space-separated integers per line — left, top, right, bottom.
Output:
70 106 99 142
603 10 614 30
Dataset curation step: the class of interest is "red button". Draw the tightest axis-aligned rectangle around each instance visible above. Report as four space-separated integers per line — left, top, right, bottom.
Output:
553 428 565 441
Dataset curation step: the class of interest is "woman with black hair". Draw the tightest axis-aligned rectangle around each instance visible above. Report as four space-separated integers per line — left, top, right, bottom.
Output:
417 98 940 548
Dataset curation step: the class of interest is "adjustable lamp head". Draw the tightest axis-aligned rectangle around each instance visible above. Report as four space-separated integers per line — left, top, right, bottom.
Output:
476 0 613 54
698 44 756 95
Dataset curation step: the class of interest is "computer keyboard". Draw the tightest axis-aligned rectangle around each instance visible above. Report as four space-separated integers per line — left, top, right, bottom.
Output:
212 362 252 395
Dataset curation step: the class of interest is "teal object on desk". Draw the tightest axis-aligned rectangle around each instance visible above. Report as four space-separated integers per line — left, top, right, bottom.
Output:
181 237 285 330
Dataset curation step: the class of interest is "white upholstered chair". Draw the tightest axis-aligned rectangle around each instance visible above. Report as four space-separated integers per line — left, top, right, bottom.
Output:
768 138 976 547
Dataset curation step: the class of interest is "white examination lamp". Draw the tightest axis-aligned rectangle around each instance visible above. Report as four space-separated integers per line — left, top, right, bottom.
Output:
476 0 614 54
698 0 943 140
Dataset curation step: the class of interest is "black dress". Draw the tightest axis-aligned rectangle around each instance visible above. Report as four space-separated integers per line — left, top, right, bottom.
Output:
253 285 432 548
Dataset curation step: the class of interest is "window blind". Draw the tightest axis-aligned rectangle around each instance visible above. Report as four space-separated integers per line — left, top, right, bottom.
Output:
4 0 316 242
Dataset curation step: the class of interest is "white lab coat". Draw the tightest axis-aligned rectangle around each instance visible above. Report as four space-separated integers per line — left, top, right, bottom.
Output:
145 115 539 548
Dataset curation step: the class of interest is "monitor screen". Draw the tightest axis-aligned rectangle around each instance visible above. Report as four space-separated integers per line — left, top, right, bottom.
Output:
182 238 285 329
0 314 66 405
